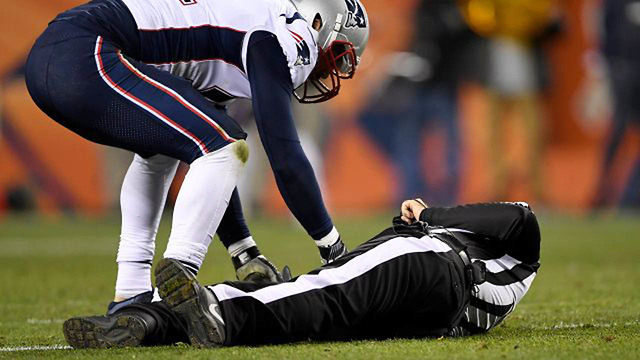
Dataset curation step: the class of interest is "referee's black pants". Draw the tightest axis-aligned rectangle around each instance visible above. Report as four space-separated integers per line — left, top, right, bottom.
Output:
135 228 469 345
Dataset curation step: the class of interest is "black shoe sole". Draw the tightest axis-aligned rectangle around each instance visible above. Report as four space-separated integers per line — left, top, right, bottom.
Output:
155 258 224 348
63 314 146 349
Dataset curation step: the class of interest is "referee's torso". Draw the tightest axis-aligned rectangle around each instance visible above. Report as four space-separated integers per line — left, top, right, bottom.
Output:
418 201 541 336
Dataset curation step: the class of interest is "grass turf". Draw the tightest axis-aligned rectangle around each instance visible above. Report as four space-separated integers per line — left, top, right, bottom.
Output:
0 212 638 359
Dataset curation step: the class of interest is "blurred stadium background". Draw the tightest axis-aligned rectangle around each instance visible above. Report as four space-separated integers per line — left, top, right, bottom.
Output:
1 0 640 357
1 0 638 217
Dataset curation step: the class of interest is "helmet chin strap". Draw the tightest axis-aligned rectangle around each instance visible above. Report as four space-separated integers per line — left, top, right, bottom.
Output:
322 13 344 50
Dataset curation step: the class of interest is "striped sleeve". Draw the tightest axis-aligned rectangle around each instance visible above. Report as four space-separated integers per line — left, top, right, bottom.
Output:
451 255 539 336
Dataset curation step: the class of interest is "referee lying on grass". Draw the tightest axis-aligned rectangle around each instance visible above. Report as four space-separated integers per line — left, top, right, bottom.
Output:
63 200 541 348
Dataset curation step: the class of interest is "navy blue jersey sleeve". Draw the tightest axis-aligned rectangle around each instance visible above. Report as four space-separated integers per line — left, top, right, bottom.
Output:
420 202 541 264
246 31 334 240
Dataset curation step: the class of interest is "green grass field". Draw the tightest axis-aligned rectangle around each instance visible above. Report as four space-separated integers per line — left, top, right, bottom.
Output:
0 212 639 359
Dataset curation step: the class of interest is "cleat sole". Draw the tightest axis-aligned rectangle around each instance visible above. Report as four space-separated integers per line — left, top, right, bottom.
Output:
62 314 145 349
155 258 224 348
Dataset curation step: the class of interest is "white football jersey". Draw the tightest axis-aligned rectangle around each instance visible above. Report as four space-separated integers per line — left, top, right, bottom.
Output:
121 0 319 102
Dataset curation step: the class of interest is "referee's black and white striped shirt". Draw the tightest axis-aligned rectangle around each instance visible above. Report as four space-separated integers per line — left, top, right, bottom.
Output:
420 202 541 336
207 202 539 341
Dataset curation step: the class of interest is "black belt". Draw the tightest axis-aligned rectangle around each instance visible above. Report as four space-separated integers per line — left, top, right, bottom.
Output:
431 229 486 286
431 229 487 337
458 248 486 285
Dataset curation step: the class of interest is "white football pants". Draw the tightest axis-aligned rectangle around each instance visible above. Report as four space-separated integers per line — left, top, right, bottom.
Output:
115 141 247 299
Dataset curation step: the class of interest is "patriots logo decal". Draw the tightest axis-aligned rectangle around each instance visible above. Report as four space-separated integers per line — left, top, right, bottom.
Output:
290 31 311 66
344 0 367 29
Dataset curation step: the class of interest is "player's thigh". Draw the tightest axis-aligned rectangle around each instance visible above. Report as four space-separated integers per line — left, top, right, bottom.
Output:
92 46 248 162
31 23 246 163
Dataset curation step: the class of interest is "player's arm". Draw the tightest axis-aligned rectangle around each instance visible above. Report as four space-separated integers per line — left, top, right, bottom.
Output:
403 200 540 263
245 31 335 241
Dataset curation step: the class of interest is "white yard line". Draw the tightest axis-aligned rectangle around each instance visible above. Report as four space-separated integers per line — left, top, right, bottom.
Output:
0 345 71 352
533 320 639 330
26 318 66 325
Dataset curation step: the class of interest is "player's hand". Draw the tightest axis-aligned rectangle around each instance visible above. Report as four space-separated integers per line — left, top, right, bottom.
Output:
400 198 428 224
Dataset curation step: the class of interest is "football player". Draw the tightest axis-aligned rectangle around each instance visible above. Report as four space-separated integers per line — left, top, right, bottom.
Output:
25 0 369 314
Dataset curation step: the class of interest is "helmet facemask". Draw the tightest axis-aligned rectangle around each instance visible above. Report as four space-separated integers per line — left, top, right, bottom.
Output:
294 40 358 103
290 0 369 103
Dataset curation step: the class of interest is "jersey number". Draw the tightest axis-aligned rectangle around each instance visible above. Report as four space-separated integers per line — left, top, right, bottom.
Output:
178 0 197 5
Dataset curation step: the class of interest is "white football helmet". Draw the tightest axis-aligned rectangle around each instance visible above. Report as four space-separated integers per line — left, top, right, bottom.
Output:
289 0 370 103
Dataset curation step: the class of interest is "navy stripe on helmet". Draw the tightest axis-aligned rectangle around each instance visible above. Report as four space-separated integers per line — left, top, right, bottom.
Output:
282 12 306 24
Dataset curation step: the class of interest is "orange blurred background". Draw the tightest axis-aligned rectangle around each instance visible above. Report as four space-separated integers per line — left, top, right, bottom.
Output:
0 0 637 217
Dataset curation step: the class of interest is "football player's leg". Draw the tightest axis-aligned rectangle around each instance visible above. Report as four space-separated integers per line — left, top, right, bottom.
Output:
26 23 247 297
25 24 189 310
90 37 249 277
217 190 282 282
115 154 179 302
217 189 252 251
162 140 247 274
92 40 248 276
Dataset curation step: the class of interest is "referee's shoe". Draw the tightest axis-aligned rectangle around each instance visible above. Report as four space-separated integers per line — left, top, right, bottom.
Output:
155 258 226 347
63 311 151 348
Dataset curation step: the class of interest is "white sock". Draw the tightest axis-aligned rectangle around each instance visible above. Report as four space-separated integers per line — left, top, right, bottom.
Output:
314 227 340 247
115 262 153 299
115 154 179 299
163 141 247 271
228 236 257 258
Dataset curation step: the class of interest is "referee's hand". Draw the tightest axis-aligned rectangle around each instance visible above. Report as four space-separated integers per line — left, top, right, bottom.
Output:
400 198 428 224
